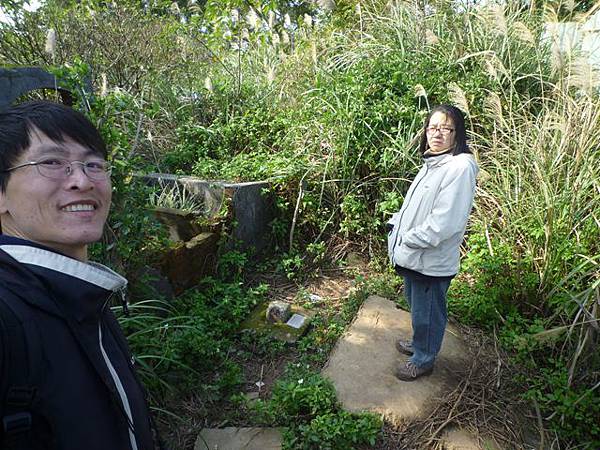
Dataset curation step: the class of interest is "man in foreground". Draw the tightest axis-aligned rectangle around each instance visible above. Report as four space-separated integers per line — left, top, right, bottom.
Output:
0 101 159 449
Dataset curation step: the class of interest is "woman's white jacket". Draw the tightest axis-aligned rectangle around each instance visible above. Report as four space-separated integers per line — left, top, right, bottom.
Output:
387 152 478 277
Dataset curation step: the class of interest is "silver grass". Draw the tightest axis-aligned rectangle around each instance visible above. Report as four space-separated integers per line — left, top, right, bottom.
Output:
482 5 507 36
282 30 290 45
45 28 57 58
268 10 275 29
565 57 600 94
267 66 275 85
204 76 213 92
484 53 509 81
318 0 336 12
304 14 313 28
551 39 565 75
425 29 439 45
564 0 576 13
485 59 498 81
448 82 470 117
246 8 259 29
284 13 292 29
272 32 281 46
169 2 180 15
483 92 503 124
413 83 427 98
513 21 535 45
231 8 239 23
100 73 108 98
542 4 559 25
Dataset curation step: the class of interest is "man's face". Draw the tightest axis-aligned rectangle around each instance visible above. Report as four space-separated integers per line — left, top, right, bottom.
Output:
0 128 111 261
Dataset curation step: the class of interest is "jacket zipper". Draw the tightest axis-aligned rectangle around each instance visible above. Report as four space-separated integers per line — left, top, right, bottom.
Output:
391 163 429 261
100 291 139 450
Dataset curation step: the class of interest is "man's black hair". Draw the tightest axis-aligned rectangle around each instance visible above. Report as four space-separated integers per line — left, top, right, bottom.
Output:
418 104 471 156
0 101 107 192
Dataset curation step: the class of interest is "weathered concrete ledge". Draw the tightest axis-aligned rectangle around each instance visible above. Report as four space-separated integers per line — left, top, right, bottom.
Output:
140 173 275 253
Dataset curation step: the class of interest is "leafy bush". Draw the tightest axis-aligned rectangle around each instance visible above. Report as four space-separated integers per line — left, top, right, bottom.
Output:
254 364 382 450
286 411 381 450
524 360 600 447
448 228 538 327
268 368 338 420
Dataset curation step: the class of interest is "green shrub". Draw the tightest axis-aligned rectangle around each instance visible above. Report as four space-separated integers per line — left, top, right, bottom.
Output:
268 368 338 421
285 411 382 450
449 229 538 327
524 360 600 447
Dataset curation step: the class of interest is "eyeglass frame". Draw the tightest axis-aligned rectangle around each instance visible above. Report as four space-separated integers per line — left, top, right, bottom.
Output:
426 126 455 135
2 158 112 181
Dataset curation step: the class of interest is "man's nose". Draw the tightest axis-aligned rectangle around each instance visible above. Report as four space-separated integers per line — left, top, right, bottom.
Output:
65 162 94 187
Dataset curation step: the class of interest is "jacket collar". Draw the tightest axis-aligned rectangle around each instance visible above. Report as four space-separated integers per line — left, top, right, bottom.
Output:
424 152 455 169
0 235 127 322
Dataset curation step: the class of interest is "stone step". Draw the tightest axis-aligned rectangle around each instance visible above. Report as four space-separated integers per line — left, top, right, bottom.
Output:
195 427 283 450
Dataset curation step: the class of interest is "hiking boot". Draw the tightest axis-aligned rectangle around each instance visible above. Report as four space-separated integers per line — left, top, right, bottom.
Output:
395 338 414 356
395 360 433 381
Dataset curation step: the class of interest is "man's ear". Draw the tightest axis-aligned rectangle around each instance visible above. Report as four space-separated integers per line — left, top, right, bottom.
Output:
0 189 9 214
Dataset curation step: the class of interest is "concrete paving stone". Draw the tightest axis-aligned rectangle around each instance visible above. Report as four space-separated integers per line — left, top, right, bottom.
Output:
441 427 502 450
322 295 470 423
195 427 283 450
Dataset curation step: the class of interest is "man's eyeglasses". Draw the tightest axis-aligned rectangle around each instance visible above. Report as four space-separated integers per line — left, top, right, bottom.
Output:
3 158 112 181
426 126 455 135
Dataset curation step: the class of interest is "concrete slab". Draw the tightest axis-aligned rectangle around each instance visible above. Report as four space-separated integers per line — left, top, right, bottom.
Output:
322 295 470 423
195 427 283 450
440 427 502 450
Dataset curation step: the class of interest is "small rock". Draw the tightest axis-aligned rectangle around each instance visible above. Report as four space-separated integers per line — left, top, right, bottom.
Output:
265 301 291 324
308 293 322 303
286 313 307 329
246 392 260 400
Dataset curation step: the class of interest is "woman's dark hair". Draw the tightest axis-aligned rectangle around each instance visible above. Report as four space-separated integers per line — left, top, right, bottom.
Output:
418 104 470 155
0 101 107 192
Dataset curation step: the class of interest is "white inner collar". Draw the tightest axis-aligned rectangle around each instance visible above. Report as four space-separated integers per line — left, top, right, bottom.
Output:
0 244 127 291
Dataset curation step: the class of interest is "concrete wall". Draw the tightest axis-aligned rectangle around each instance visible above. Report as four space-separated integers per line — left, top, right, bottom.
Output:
0 66 90 110
141 174 276 254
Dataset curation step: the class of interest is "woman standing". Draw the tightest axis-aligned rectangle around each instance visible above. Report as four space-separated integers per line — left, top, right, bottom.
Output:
387 105 478 381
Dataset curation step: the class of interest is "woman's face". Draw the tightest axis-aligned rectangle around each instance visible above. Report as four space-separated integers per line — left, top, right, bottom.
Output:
426 111 456 153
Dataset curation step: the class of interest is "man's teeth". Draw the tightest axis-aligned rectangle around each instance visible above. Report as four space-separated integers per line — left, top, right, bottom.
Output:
63 204 95 212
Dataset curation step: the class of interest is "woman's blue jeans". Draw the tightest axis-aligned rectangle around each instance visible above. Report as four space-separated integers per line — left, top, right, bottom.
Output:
403 274 452 369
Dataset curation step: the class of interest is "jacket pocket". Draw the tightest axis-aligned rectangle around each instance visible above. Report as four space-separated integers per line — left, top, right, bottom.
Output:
386 212 402 264
393 242 424 272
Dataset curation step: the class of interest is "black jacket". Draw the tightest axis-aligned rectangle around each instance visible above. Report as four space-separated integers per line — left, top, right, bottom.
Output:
0 235 156 450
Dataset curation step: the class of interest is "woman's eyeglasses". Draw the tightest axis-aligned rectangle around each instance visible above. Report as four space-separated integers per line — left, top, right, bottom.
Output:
426 126 454 135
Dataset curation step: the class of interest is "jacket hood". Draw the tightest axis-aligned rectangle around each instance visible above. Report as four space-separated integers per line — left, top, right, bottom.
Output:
0 235 127 322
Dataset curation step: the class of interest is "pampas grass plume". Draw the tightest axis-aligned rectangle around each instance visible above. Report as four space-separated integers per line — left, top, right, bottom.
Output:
246 8 259 29
448 82 470 117
45 29 57 58
413 84 427 98
204 76 213 92
425 29 439 45
304 14 313 28
318 0 336 12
